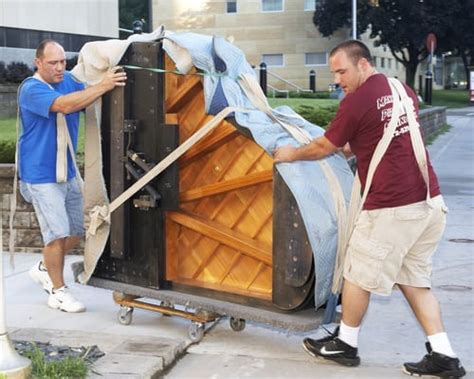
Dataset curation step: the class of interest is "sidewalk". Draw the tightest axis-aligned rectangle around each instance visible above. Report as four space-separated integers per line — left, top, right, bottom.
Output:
3 107 473 378
3 253 193 378
163 108 474 378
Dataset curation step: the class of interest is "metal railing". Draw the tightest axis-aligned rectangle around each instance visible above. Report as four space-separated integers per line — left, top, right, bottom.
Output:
266 70 313 94
268 84 289 98
255 67 313 93
253 63 314 97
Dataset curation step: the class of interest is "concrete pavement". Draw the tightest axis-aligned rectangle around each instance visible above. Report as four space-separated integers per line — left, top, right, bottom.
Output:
163 107 474 377
2 107 473 378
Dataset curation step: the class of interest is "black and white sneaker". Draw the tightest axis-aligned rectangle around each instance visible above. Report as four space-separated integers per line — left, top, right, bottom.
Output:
304 326 340 346
302 336 360 367
403 342 465 378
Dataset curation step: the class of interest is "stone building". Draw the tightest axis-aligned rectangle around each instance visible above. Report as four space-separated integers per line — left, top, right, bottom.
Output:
152 0 405 92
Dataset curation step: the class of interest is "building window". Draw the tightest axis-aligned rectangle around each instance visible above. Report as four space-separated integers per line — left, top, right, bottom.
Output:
226 1 237 13
262 0 283 12
373 56 377 67
381 57 385 68
396 61 399 70
262 53 284 67
305 52 327 66
388 58 392 69
304 0 316 11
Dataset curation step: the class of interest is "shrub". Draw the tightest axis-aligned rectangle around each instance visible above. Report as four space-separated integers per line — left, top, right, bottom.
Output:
289 91 331 99
5 62 33 83
0 140 16 163
295 104 337 129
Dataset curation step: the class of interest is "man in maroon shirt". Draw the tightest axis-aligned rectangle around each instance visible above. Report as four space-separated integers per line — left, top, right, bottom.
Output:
274 40 465 378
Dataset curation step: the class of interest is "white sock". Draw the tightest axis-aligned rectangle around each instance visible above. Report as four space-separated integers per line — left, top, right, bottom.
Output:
428 332 456 358
338 320 360 348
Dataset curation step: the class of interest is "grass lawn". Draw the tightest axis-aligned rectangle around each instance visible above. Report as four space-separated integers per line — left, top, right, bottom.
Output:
0 118 19 141
0 114 86 152
0 90 469 160
268 97 339 110
1 100 337 146
431 89 469 108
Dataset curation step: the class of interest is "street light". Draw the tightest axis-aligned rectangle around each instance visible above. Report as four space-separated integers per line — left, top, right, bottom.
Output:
352 0 357 39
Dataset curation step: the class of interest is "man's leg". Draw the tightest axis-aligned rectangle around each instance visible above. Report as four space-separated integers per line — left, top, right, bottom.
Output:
43 235 81 289
341 279 371 327
301 279 366 367
65 236 81 254
43 238 67 290
43 234 85 312
400 284 465 377
399 285 444 335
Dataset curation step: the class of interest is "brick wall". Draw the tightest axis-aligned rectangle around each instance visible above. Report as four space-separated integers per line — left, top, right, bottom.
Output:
1 164 44 252
0 107 447 252
1 164 83 254
419 106 448 139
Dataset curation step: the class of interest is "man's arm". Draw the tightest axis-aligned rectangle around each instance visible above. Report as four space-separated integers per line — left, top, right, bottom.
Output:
273 135 338 162
50 68 127 114
340 142 353 158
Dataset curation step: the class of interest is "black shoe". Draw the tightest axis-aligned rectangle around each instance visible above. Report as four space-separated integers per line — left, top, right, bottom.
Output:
310 325 340 344
403 342 466 378
302 336 360 367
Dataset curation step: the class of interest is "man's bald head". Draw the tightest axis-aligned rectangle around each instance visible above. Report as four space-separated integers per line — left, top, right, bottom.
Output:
36 39 63 59
34 39 66 83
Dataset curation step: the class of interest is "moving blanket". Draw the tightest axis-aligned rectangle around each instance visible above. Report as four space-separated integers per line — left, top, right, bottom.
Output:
74 30 353 309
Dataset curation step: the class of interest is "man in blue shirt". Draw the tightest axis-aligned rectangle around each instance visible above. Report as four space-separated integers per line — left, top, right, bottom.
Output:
19 39 127 312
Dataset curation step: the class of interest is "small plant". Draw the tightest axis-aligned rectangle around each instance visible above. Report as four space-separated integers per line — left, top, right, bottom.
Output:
425 123 452 145
0 140 16 163
24 346 88 378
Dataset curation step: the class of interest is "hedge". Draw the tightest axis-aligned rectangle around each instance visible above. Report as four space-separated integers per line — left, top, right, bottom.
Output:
295 104 338 129
0 140 16 163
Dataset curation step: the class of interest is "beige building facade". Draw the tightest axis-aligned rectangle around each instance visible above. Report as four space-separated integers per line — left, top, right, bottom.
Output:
152 0 405 92
0 0 118 66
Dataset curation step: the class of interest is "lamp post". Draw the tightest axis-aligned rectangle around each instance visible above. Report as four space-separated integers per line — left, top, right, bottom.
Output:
0 209 31 377
424 33 437 105
352 0 357 39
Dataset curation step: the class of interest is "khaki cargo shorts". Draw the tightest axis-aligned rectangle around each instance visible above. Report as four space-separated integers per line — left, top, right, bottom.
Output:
343 195 447 295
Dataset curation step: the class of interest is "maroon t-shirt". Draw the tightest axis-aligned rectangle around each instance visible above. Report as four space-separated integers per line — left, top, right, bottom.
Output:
325 73 440 210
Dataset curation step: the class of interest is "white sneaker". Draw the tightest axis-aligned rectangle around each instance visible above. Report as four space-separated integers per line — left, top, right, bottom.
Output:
47 286 86 313
29 261 53 294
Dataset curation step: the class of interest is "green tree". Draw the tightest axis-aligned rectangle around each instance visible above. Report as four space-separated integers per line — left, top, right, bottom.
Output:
313 0 473 89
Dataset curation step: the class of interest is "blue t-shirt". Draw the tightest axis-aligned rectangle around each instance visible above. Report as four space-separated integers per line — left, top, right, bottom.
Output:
19 71 85 183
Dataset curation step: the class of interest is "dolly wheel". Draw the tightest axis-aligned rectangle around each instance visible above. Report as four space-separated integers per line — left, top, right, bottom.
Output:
118 306 133 325
188 322 205 342
229 317 246 332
